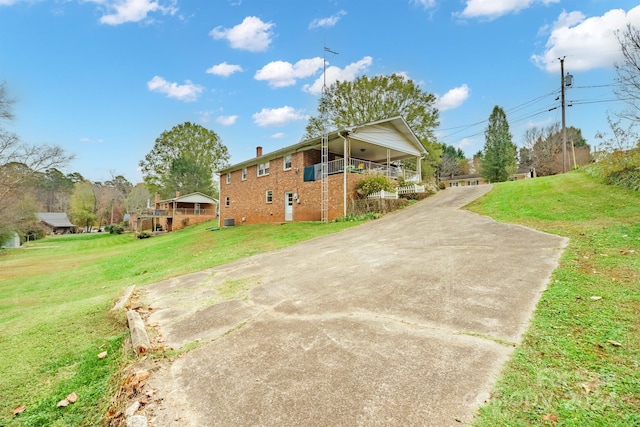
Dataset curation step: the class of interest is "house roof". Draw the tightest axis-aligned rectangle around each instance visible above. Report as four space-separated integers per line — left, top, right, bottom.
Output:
36 213 75 227
218 116 427 174
158 192 219 204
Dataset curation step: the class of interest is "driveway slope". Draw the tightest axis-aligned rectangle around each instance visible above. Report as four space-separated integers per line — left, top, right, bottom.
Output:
142 186 567 426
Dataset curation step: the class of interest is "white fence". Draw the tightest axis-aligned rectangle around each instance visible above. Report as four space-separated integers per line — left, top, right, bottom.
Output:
367 190 398 200
367 184 425 200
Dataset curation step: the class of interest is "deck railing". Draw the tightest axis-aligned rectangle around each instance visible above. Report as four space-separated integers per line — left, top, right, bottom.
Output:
137 208 216 217
324 157 420 182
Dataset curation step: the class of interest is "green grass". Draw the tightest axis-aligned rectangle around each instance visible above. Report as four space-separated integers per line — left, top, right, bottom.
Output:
0 219 363 426
467 171 640 427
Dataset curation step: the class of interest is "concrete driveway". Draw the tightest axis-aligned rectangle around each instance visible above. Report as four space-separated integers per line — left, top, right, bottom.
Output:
141 186 567 426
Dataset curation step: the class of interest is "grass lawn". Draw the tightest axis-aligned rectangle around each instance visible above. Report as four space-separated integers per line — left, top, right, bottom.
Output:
467 171 640 426
0 219 363 426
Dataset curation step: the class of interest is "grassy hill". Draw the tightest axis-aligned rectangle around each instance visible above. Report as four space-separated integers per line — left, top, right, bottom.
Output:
0 220 362 426
468 171 640 426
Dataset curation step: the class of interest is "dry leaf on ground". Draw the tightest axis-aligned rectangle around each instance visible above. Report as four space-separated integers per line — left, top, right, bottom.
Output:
98 351 108 359
13 405 26 415
542 413 559 422
67 392 78 403
57 399 69 408
590 296 602 301
607 340 622 347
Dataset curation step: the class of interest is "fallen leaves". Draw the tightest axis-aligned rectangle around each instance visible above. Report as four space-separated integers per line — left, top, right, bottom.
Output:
607 340 622 347
98 351 108 359
13 405 26 415
590 296 602 301
57 392 78 408
542 413 559 422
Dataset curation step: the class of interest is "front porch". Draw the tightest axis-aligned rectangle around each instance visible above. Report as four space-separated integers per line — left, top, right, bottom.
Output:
324 157 421 182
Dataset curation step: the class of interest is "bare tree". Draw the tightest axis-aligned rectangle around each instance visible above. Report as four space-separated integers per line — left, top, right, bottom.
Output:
0 82 74 242
614 24 640 122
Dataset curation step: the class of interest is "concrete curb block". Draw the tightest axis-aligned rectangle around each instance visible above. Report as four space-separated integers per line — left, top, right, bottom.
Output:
112 285 136 311
126 310 151 355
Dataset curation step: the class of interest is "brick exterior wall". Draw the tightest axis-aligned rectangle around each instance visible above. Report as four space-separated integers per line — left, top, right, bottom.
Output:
220 150 362 225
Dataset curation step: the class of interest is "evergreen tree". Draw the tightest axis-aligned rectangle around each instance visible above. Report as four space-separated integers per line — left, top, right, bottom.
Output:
480 106 517 182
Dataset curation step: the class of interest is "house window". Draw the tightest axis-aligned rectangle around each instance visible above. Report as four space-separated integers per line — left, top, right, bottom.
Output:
258 161 270 176
283 154 292 170
241 167 247 180
226 172 231 184
225 197 230 207
265 190 273 203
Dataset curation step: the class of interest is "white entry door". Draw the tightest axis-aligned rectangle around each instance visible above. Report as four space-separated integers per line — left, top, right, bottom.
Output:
284 192 293 221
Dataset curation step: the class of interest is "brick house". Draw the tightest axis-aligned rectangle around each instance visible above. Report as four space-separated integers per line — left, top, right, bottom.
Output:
132 191 218 233
217 116 427 225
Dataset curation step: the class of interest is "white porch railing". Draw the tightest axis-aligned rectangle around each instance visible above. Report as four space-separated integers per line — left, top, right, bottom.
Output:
367 184 426 200
325 157 419 181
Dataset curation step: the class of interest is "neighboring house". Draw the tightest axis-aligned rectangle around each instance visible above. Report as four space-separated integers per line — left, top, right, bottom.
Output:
131 191 218 233
440 167 536 188
218 116 427 225
36 212 76 234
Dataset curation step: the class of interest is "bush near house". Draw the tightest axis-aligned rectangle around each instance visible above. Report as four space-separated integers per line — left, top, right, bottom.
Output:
355 174 396 198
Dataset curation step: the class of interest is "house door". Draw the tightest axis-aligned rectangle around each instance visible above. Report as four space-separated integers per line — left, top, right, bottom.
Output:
284 192 293 221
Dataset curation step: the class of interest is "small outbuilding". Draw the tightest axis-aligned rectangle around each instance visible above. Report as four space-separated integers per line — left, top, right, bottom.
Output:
36 213 76 235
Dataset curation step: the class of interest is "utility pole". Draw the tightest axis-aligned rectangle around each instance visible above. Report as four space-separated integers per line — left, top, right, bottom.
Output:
560 57 567 173
559 57 573 173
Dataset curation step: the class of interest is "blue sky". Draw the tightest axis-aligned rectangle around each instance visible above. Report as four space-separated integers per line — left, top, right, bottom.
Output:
1 0 639 183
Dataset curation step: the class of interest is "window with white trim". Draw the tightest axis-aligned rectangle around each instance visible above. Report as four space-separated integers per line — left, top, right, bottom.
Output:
283 154 292 170
241 167 247 180
258 161 270 177
226 172 231 184
265 190 273 203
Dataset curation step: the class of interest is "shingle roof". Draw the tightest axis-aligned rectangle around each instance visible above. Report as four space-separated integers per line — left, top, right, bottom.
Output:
36 213 75 227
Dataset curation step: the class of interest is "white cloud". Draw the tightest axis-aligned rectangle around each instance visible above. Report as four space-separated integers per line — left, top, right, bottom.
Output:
252 106 308 127
411 0 437 9
435 84 470 111
147 76 204 102
309 10 346 29
271 132 286 139
254 57 324 88
206 62 243 77
216 115 238 126
303 56 373 95
210 16 274 52
458 0 559 20
532 6 640 73
84 0 178 25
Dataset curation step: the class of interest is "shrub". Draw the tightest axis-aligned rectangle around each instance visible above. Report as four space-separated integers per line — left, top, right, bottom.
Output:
356 175 396 197
105 224 124 234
